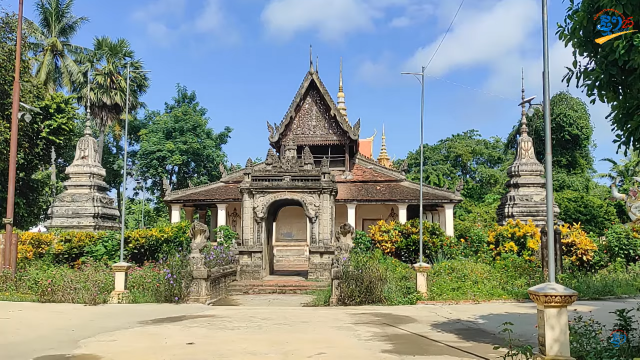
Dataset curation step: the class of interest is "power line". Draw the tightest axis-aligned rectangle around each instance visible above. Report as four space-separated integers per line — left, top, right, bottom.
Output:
425 0 466 70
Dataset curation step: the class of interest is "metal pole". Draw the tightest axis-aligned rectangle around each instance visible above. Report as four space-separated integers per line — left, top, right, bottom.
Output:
419 66 425 265
4 0 24 275
141 182 145 229
542 0 555 283
119 63 131 263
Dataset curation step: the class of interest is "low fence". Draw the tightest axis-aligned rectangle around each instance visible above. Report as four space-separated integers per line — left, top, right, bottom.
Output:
188 264 238 304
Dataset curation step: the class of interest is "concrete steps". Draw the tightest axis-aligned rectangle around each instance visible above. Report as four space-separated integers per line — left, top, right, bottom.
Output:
229 279 329 295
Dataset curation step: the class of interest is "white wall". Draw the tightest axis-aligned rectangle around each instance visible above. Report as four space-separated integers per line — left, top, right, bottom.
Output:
275 206 307 243
355 204 398 232
334 204 348 230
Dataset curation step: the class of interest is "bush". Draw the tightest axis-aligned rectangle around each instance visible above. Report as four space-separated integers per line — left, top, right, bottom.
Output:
558 261 640 299
600 224 640 265
17 222 191 266
337 249 422 306
201 243 236 268
352 230 373 253
559 223 598 268
211 225 238 248
487 219 540 261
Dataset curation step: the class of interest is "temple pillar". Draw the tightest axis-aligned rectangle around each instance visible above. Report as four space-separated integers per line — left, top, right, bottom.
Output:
431 211 439 225
425 211 432 223
217 203 228 227
210 207 217 241
241 192 253 245
346 203 357 228
170 204 182 223
437 207 446 232
184 207 195 223
197 209 207 225
443 204 454 237
397 204 408 224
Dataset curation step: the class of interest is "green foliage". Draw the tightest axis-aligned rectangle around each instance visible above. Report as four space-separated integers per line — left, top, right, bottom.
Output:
201 243 236 269
352 230 373 253
136 85 232 200
402 130 510 198
18 222 191 266
569 305 640 359
211 225 238 248
427 258 542 301
601 224 640 265
556 190 619 236
125 198 170 230
493 322 534 360
557 0 640 153
506 92 595 180
558 261 640 299
337 249 422 306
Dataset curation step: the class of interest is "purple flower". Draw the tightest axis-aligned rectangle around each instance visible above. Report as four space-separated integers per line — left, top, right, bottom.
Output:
175 297 179 301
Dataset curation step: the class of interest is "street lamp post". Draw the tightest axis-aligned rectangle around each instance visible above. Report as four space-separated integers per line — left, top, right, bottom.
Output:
3 0 24 275
119 64 150 262
401 66 426 266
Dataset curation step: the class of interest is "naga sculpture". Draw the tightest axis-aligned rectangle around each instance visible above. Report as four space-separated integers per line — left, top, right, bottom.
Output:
611 177 640 224
188 221 210 256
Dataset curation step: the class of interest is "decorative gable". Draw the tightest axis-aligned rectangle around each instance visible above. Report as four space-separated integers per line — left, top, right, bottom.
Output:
267 68 360 149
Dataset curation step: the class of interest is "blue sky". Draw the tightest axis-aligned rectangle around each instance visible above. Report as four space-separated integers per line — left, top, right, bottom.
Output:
12 0 622 175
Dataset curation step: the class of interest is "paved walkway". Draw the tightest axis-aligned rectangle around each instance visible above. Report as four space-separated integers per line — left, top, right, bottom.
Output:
0 297 637 360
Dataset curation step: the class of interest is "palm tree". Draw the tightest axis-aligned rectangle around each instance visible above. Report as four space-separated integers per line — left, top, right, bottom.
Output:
27 0 89 92
596 150 640 190
75 36 150 159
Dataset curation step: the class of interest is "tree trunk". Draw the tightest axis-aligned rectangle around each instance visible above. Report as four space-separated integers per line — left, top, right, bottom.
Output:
98 130 105 164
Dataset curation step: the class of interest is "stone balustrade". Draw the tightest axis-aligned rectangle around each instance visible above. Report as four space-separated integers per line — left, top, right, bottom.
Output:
187 264 238 304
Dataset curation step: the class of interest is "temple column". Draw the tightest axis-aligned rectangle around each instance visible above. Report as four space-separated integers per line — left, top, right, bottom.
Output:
209 207 217 240
443 204 455 237
170 204 182 223
197 209 207 225
346 203 357 228
397 204 408 224
184 207 195 223
425 211 432 223
217 203 228 227
437 207 446 232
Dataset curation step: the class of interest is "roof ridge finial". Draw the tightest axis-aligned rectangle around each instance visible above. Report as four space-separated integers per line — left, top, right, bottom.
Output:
316 55 318 74
309 45 314 73
337 57 348 121
520 67 528 136
377 124 391 167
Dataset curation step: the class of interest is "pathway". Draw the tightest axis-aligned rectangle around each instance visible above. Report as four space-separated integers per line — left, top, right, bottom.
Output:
0 298 637 360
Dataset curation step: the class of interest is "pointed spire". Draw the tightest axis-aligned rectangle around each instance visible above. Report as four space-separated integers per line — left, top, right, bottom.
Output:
377 124 392 168
337 57 348 121
84 68 92 136
309 45 314 73
316 55 319 73
520 67 528 136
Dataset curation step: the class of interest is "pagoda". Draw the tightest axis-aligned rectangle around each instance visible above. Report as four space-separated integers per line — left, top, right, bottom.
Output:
496 71 559 227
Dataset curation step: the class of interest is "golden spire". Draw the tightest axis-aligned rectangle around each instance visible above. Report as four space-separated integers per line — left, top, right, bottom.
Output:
377 124 392 167
337 57 348 121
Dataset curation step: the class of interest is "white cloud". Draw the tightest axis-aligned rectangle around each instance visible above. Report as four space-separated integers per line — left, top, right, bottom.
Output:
132 0 238 46
260 0 424 41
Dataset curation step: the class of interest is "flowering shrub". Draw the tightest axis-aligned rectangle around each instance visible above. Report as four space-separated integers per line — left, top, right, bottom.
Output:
487 219 540 261
559 223 597 267
17 222 191 266
599 224 640 265
201 243 236 269
368 220 402 255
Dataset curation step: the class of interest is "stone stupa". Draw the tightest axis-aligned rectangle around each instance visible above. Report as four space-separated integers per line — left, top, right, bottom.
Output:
496 71 559 227
45 116 120 231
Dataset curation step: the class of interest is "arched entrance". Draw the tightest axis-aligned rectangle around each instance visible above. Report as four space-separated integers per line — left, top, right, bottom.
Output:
264 199 309 277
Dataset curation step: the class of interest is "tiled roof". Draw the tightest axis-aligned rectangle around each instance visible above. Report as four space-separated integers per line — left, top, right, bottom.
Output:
336 182 461 202
165 183 241 202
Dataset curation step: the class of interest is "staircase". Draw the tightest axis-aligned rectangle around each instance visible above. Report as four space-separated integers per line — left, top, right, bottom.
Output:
228 275 329 295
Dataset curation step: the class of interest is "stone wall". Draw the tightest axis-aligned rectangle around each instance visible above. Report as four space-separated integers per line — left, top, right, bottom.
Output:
187 265 237 304
237 248 263 280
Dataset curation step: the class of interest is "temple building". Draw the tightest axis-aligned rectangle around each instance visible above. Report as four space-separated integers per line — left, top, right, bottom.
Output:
164 56 462 280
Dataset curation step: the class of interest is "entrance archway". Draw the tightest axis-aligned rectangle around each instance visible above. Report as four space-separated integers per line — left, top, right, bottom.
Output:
264 199 309 278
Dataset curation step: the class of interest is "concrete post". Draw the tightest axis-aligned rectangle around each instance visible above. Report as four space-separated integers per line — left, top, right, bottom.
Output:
184 207 195 222
217 203 228 227
413 263 431 298
197 209 207 224
109 262 132 304
528 283 578 359
170 204 182 223
397 204 408 224
443 203 454 237
347 203 357 228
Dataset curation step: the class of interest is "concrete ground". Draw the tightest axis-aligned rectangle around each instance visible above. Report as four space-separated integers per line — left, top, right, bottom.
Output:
0 296 638 360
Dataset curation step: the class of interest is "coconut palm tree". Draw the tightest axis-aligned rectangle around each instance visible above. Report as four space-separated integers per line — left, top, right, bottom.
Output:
596 150 640 190
74 36 150 159
27 0 89 92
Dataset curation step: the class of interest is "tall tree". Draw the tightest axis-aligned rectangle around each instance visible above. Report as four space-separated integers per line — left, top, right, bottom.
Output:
402 130 511 203
557 1 640 154
74 36 149 158
506 91 595 192
26 0 88 92
136 85 232 201
1 11 81 229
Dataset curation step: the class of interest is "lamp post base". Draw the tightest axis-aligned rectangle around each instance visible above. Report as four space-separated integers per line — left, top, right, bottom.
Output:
413 263 431 297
